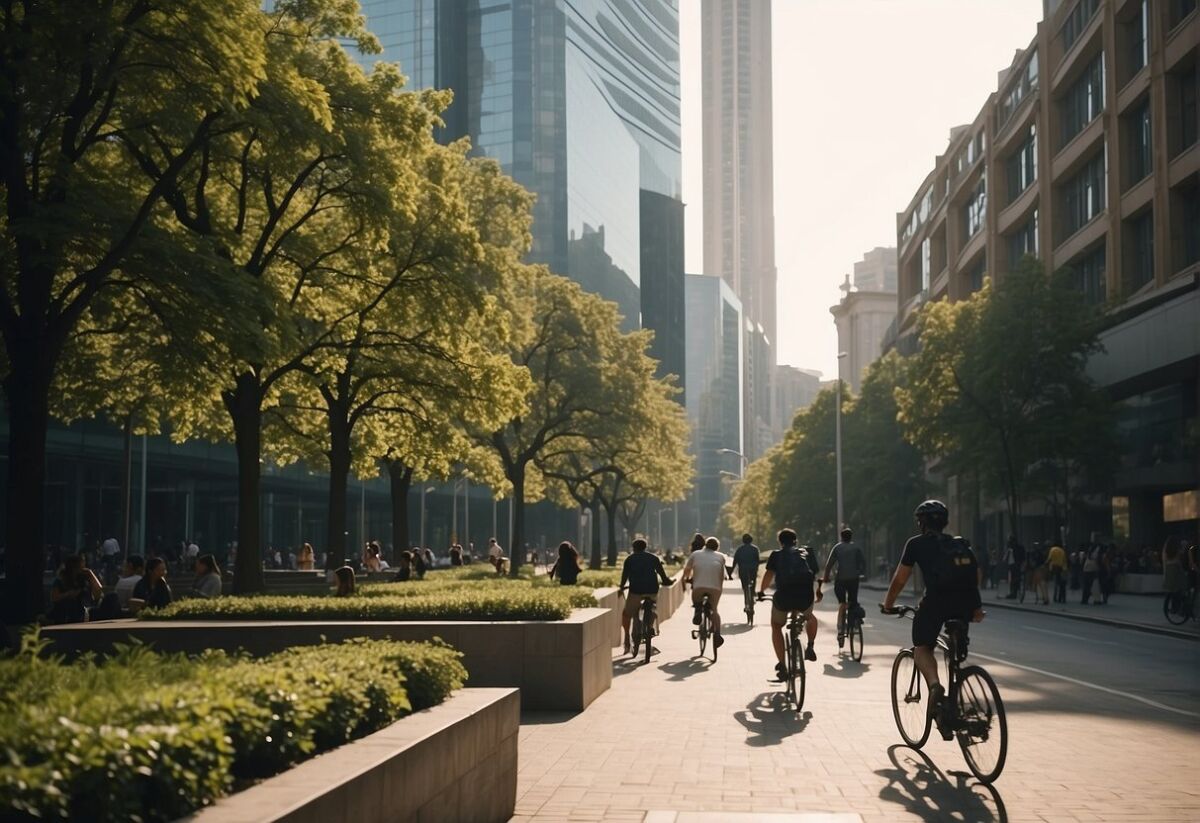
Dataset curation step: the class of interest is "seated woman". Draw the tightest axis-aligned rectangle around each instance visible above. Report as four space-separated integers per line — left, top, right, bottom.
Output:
394 550 413 582
297 542 315 571
190 554 223 599
449 544 464 567
333 565 356 597
362 541 385 573
549 541 582 585
47 554 103 624
130 557 173 611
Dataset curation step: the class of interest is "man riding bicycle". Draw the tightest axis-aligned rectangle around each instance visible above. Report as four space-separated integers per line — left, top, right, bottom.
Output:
822 527 866 649
682 536 729 650
619 538 674 654
731 534 761 607
881 499 985 739
759 528 822 680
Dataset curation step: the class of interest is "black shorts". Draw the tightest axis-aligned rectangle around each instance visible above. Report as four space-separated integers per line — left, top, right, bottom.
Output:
833 580 859 605
912 597 976 648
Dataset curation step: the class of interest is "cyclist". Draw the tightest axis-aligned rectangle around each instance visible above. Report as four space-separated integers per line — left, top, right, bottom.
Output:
758 528 822 680
822 527 866 648
619 538 674 654
682 536 729 649
881 499 984 739
731 533 761 609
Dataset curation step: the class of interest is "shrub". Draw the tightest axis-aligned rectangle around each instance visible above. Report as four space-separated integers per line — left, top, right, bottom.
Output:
0 635 465 822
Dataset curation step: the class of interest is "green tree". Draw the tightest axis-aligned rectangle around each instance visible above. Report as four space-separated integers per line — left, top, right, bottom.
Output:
0 0 269 619
896 258 1113 542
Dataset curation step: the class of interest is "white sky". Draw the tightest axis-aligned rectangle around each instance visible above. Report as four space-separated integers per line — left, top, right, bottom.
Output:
679 0 1045 379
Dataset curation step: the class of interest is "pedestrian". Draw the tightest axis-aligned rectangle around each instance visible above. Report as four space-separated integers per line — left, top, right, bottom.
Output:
131 557 173 611
297 542 315 570
1047 541 1068 603
1097 543 1113 604
1082 541 1100 604
549 541 582 585
333 565 356 597
47 554 103 624
189 554 223 599
1004 535 1025 599
394 550 413 582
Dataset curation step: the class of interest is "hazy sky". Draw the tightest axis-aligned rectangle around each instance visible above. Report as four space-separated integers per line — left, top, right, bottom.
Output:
679 0 1045 379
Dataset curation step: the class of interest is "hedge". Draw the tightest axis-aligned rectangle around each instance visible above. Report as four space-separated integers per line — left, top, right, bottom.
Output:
141 585 594 622
0 634 465 822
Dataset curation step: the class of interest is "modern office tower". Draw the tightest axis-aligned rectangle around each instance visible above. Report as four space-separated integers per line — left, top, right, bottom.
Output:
772 364 822 442
701 0 777 460
830 247 899 394
892 0 1198 549
355 1 686 393
684 274 744 538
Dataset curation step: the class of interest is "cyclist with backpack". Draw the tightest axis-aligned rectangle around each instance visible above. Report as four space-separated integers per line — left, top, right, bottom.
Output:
758 528 822 680
881 499 984 739
823 527 867 648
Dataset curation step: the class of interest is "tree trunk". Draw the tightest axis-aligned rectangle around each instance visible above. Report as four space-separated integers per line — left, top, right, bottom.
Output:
589 498 602 570
387 460 413 563
2 354 52 623
605 502 618 566
226 373 266 593
121 414 133 562
508 463 526 577
324 415 351 570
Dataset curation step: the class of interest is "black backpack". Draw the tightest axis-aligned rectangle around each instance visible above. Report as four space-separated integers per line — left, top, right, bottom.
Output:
774 545 814 587
926 535 978 593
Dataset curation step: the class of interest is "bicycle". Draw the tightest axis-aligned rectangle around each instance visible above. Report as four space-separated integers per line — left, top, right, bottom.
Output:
758 593 806 711
691 591 717 661
1163 585 1197 625
882 604 1008 784
621 587 658 665
741 578 756 625
842 600 865 663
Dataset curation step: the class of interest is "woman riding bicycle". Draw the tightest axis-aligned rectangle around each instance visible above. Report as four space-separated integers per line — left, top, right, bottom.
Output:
881 499 984 740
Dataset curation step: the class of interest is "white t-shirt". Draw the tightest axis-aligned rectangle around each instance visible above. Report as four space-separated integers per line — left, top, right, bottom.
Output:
186 543 200 558
101 538 120 557
115 574 142 608
488 543 503 559
685 549 728 590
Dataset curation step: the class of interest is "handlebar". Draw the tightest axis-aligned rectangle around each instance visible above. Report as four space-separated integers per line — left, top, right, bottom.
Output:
880 603 917 618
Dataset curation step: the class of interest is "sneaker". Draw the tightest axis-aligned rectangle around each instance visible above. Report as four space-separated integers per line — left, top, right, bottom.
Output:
837 632 845 649
804 645 817 662
714 634 725 649
774 662 788 682
928 684 953 740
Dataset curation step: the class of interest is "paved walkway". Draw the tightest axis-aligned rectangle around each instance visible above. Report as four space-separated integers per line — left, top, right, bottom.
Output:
512 577 1200 822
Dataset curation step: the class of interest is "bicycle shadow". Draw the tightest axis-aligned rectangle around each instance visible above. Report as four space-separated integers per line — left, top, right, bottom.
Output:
822 658 871 679
719 623 754 635
733 690 812 747
658 657 713 681
875 744 1007 822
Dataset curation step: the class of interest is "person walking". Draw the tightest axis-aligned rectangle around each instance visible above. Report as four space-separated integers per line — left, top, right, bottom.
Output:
549 541 582 585
1082 540 1100 604
1047 541 1068 603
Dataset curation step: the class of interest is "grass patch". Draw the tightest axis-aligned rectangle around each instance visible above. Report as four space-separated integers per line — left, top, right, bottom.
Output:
0 633 465 822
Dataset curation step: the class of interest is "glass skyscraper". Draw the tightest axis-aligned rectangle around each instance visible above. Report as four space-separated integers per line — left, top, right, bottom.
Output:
355 1 685 391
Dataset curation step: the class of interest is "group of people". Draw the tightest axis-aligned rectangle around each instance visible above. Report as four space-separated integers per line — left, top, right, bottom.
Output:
46 550 224 624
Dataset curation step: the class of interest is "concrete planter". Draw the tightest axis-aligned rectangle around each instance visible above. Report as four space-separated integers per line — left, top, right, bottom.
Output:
43 609 612 711
180 688 518 823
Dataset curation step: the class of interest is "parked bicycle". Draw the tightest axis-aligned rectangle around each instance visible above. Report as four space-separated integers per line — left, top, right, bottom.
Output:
692 591 717 661
1164 584 1197 625
758 593 806 711
882 604 1008 783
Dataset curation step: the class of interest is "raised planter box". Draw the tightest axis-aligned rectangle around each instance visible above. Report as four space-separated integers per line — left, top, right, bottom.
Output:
42 609 611 711
180 688 518 823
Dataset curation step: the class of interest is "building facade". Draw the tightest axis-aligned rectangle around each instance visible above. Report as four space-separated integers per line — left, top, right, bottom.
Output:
684 274 744 538
771 364 822 443
701 0 777 460
893 0 1199 547
831 247 899 394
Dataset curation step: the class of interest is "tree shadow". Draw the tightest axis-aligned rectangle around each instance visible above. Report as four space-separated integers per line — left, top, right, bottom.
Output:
658 657 713 681
733 690 812 747
875 744 1007 822
822 657 871 679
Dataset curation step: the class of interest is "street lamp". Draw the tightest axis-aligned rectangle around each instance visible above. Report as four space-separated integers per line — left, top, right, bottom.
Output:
656 506 672 549
715 447 748 478
835 351 849 533
419 485 436 550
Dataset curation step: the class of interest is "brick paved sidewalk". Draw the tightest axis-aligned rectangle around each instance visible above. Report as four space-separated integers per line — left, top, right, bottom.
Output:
512 577 1200 823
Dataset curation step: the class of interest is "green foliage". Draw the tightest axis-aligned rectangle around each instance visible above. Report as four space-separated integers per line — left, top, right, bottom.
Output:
575 569 624 589
0 636 463 822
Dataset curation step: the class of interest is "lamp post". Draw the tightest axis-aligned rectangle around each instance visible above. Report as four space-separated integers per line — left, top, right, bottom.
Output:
716 447 748 478
419 485 436 550
656 506 672 549
835 351 849 533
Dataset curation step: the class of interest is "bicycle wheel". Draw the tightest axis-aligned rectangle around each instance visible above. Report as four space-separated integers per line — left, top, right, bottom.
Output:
890 649 931 748
1164 592 1188 625
711 611 719 662
631 612 642 658
795 639 807 712
698 614 708 657
745 587 755 625
643 605 654 665
784 633 797 707
849 618 864 663
956 665 1008 783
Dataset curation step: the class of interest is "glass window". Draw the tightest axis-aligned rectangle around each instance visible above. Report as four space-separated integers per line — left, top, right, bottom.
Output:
963 174 987 241
1000 53 1040 126
921 238 931 292
1062 0 1100 51
1122 1 1149 80
1124 97 1152 187
1059 53 1106 147
1124 209 1154 291
1005 125 1038 203
1170 61 1198 157
1068 244 1106 305
965 257 987 294
1006 209 1039 266
1059 150 1106 238
1169 0 1197 29
1115 384 1195 472
1163 490 1200 523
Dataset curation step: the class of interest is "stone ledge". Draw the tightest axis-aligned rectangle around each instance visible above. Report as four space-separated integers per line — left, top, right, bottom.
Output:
180 688 518 823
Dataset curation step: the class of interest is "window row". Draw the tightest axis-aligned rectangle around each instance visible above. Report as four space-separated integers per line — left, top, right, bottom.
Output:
1059 52 1105 147
1059 149 1106 239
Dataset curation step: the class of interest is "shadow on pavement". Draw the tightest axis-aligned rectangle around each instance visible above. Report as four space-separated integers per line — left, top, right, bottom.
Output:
822 658 871 678
519 711 577 726
733 691 812 746
658 657 714 680
719 622 755 635
613 650 662 677
875 744 1007 822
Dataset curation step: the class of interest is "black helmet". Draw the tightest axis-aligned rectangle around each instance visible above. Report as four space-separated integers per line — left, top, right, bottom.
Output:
913 499 949 519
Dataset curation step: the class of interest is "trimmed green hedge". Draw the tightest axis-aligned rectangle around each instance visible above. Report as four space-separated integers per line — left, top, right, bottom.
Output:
0 634 465 822
141 585 594 622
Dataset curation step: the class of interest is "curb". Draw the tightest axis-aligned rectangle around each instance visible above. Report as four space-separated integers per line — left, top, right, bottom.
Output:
860 582 1199 642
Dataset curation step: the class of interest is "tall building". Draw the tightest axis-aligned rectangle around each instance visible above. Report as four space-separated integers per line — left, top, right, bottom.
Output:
684 274 743 537
357 0 686 391
701 0 777 460
830 247 899 394
892 0 1199 548
772 364 822 443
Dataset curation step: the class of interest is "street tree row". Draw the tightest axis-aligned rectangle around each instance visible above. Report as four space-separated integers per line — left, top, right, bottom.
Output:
0 0 691 620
